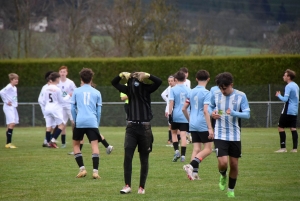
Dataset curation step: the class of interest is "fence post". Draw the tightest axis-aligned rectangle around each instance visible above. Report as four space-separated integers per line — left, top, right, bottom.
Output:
268 84 272 127
32 104 35 127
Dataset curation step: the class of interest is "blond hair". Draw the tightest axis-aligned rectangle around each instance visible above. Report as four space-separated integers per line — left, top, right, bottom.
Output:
8 73 19 80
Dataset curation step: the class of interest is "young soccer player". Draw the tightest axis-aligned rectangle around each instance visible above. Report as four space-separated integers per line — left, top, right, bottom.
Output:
42 72 65 148
71 68 102 179
169 71 191 162
57 66 76 148
0 73 19 148
210 72 250 198
275 69 299 153
182 70 214 180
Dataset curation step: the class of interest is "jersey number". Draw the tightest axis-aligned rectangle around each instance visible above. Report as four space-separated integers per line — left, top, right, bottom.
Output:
83 92 91 105
49 93 53 103
180 93 186 104
193 96 198 109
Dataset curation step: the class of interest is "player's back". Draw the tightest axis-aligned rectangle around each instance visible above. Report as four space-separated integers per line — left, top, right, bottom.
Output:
170 84 190 123
43 84 64 114
73 84 102 128
284 81 299 115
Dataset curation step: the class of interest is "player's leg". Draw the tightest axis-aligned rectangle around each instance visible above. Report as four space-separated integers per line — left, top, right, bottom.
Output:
275 114 287 152
60 109 69 148
4 106 17 148
171 123 180 162
90 132 100 179
167 124 172 144
73 128 87 178
214 139 229 191
179 123 189 162
50 119 64 148
100 134 114 154
290 115 298 152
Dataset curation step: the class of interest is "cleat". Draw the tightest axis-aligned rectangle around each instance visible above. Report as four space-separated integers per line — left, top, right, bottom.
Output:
61 144 66 148
76 169 87 178
172 150 180 162
106 145 114 155
120 185 131 194
68 152 74 155
42 143 49 147
274 148 287 153
193 173 201 180
92 171 101 179
180 155 186 162
290 149 297 153
138 187 145 194
227 191 235 197
5 143 17 148
49 142 59 148
183 164 194 180
219 175 227 191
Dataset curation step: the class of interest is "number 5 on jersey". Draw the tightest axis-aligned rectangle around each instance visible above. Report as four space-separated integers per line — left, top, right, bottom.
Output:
83 92 90 105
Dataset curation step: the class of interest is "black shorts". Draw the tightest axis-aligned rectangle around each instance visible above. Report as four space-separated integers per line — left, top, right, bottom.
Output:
214 139 241 158
278 114 298 128
124 123 153 153
171 122 189 132
191 131 213 143
73 127 102 143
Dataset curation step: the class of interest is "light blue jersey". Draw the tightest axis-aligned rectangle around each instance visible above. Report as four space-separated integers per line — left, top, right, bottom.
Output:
187 86 211 131
210 89 250 141
278 81 299 116
71 84 102 128
169 84 191 123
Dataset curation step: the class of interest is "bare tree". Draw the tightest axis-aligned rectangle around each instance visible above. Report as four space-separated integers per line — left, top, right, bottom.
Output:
270 31 300 54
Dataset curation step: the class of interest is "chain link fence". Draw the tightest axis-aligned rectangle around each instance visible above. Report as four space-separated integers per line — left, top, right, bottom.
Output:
1 101 298 128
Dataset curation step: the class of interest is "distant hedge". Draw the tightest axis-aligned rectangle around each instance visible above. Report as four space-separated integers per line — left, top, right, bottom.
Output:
0 55 299 102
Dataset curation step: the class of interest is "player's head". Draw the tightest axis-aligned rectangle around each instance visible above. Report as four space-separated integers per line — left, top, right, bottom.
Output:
196 70 210 82
8 73 19 86
44 71 54 82
79 68 94 84
216 72 233 96
284 69 296 82
48 72 60 84
179 67 189 79
168 75 175 87
175 71 186 82
59 66 68 79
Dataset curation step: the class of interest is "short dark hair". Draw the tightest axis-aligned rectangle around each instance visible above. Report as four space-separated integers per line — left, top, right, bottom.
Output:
48 72 60 82
216 72 233 88
45 71 54 80
80 68 94 84
196 70 210 81
179 67 188 73
175 71 186 82
285 69 296 80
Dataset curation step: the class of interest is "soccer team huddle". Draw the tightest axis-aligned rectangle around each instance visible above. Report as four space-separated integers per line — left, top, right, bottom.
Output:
1 66 298 198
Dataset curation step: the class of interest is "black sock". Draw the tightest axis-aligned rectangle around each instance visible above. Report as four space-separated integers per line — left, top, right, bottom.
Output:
181 146 186 156
177 134 181 141
101 139 109 148
74 153 84 168
279 131 286 148
46 131 51 143
61 134 66 144
173 142 179 151
92 153 99 170
6 129 13 144
80 144 83 151
228 177 237 189
190 157 201 169
292 131 298 149
219 169 227 177
53 128 62 140
168 130 172 141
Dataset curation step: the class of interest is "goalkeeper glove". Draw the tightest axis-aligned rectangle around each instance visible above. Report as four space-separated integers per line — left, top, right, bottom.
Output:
132 72 150 82
119 72 131 80
168 114 173 124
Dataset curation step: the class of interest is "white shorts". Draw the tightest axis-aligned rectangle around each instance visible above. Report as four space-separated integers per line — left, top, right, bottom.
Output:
45 115 65 128
3 105 19 125
63 108 73 123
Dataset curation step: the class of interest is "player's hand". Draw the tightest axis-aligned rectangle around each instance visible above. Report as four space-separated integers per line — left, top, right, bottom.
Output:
119 72 131 80
275 91 281 97
7 101 12 106
168 114 173 124
208 128 214 140
211 110 221 119
226 108 231 115
165 112 169 118
132 72 150 82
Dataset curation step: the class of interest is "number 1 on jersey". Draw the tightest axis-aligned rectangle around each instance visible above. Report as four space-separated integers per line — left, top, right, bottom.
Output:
83 92 90 105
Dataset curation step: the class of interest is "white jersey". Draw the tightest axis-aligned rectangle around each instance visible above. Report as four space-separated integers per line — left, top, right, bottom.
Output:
0 83 18 107
38 84 48 116
57 78 76 109
184 79 191 88
161 86 171 113
42 84 64 118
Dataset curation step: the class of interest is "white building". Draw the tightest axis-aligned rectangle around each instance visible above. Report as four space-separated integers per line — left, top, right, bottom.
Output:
29 17 48 32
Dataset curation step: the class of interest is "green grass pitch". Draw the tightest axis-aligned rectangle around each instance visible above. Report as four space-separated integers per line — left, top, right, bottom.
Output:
0 127 299 201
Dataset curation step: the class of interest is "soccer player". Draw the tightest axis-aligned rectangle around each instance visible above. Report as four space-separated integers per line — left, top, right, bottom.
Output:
0 73 19 148
182 70 214 180
111 71 162 194
210 72 250 198
161 75 176 144
41 72 66 148
71 68 102 179
169 71 191 162
57 66 76 148
275 69 299 153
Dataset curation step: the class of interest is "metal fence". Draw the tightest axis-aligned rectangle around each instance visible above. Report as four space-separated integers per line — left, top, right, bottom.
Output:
1 101 298 128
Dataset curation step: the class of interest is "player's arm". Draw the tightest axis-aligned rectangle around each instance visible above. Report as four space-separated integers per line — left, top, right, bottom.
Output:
0 86 11 105
161 87 169 102
96 92 102 126
276 85 290 102
182 100 190 122
111 75 128 94
146 74 162 93
70 91 77 121
204 104 214 138
227 95 250 119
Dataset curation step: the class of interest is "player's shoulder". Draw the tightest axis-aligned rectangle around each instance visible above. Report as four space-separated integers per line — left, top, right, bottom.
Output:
234 89 247 96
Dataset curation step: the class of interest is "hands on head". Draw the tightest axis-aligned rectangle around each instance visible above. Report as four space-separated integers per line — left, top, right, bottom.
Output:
119 72 150 82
